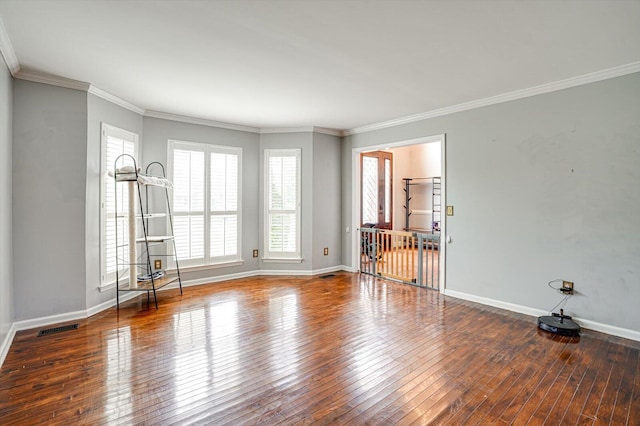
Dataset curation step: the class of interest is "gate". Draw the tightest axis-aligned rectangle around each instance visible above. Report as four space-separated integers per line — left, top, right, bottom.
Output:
360 227 439 290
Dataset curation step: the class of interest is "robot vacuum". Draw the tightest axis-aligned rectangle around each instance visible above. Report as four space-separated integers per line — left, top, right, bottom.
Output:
537 309 580 336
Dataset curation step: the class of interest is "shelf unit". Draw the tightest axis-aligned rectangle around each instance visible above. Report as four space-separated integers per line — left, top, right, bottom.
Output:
113 155 182 309
402 177 441 234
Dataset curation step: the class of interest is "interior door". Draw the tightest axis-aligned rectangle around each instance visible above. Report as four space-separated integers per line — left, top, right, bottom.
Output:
361 151 392 229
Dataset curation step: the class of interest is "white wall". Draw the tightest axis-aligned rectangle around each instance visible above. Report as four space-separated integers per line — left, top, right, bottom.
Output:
12 80 88 320
85 94 144 309
0 54 13 351
343 73 640 333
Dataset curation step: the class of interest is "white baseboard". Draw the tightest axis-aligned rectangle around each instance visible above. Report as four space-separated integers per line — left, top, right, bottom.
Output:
442 289 640 342
86 292 139 317
0 322 17 369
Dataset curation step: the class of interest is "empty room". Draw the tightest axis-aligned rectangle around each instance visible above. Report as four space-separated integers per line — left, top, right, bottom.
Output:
0 0 639 424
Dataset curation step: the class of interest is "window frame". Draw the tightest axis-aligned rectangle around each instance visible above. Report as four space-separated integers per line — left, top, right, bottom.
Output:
100 123 139 288
263 148 302 262
168 139 243 268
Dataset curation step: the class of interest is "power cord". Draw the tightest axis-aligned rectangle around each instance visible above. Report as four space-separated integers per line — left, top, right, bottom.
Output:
547 279 571 314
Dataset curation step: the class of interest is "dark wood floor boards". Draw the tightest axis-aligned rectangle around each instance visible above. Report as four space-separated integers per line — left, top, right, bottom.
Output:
204 307 453 425
1 272 639 425
377 315 516 424
628 350 640 425
298 301 479 425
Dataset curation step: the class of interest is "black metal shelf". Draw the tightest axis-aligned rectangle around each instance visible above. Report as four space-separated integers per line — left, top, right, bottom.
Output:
113 155 183 310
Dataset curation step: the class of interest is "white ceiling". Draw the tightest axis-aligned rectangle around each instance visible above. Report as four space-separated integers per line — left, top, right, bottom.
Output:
1 0 639 132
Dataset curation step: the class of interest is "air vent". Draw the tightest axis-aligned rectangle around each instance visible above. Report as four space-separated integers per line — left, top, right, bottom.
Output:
319 274 336 279
38 323 79 337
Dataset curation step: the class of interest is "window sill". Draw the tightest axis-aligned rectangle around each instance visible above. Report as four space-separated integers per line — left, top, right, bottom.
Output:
167 259 244 274
99 281 118 293
261 257 303 264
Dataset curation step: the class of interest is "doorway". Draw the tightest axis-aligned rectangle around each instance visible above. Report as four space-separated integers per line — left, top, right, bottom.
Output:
360 150 392 229
352 134 446 291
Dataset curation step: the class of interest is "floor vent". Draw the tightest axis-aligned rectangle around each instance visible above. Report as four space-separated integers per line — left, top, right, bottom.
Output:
38 323 79 337
319 274 336 279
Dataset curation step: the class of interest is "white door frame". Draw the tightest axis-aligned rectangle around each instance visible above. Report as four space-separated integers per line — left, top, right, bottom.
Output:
351 133 447 291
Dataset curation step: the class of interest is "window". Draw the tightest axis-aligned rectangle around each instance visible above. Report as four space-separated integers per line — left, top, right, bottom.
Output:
361 151 392 228
264 149 301 260
101 123 139 286
168 140 242 267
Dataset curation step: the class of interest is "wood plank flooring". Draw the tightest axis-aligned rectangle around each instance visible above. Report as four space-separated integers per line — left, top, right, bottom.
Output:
1 272 639 425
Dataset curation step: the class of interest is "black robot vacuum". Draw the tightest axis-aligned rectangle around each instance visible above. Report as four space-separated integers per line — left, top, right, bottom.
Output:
538 309 580 336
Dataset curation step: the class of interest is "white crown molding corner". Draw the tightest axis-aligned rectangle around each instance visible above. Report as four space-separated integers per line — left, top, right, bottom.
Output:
442 289 640 342
260 126 315 134
144 110 261 134
0 17 19 75
345 61 640 136
14 68 90 91
88 85 145 115
260 126 344 136
0 322 17 368
313 127 345 137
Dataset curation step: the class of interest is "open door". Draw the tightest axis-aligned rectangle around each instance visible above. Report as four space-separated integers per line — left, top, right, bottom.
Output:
360 151 392 229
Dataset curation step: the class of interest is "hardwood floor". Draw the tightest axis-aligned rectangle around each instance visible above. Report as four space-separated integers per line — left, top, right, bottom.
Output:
1 272 638 425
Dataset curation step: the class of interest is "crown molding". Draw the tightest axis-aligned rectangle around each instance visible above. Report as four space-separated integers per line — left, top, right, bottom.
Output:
88 85 145 115
144 110 261 134
313 127 344 137
14 68 90 91
345 61 640 136
0 17 20 75
260 126 343 136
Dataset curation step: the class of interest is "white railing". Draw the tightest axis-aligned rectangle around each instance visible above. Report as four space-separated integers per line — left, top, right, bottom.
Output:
359 227 439 290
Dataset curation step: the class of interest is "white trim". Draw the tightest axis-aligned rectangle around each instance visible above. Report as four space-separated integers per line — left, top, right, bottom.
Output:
264 148 302 260
166 260 244 274
442 289 640 342
345 62 640 136
260 126 343 136
86 292 138 317
0 322 17 369
145 110 260 133
13 309 89 333
14 68 90 91
0 17 19 75
88 85 145 115
339 264 356 273
168 139 243 266
439 135 447 292
313 127 343 137
100 123 139 288
261 258 303 264
351 134 446 289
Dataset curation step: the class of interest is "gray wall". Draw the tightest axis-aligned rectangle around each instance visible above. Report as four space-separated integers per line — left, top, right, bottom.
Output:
312 132 342 270
13 80 88 320
142 116 261 281
343 72 640 331
0 57 13 343
259 132 314 271
85 94 144 308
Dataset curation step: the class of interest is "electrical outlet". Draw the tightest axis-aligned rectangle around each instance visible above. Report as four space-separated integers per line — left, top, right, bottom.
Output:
154 259 162 270
446 205 454 216
252 249 259 258
324 247 329 256
562 281 574 294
